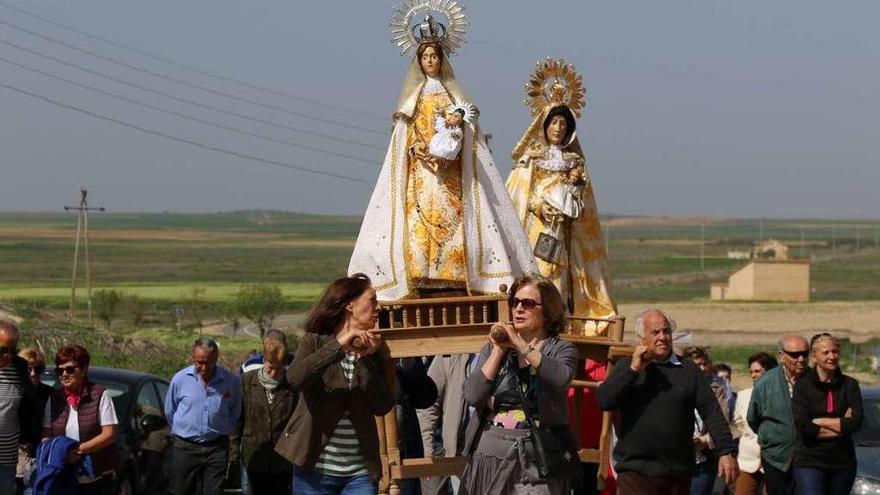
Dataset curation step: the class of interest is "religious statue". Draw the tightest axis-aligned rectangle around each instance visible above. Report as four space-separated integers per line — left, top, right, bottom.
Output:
349 1 537 300
506 58 617 335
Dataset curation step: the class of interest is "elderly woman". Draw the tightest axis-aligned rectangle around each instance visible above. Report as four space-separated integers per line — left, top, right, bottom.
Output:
791 333 863 495
231 329 296 495
42 345 118 495
733 352 777 495
275 274 393 495
459 274 579 495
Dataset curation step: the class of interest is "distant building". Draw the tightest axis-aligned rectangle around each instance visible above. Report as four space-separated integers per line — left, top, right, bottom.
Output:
753 239 789 260
726 250 751 260
711 260 810 302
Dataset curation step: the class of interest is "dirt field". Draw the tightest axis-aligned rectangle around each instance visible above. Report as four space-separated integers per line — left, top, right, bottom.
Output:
617 301 880 345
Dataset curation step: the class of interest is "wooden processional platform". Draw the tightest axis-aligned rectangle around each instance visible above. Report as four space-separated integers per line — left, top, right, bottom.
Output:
371 294 632 495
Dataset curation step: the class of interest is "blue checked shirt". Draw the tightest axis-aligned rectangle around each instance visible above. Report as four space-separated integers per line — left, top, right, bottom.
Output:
165 365 242 442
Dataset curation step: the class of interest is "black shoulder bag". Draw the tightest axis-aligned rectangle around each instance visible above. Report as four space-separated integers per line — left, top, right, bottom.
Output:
509 356 582 484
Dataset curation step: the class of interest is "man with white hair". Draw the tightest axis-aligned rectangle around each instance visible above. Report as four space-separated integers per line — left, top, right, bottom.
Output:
597 309 738 495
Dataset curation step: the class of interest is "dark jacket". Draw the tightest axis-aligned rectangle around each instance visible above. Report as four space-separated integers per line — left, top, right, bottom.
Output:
792 367 863 470
596 355 735 477
461 336 578 455
10 355 42 447
230 369 297 475
395 357 439 460
274 333 394 481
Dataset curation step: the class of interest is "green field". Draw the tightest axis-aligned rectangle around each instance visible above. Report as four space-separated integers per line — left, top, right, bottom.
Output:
2 211 879 306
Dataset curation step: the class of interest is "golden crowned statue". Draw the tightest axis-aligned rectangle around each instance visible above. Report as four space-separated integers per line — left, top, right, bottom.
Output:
506 59 617 335
349 1 537 300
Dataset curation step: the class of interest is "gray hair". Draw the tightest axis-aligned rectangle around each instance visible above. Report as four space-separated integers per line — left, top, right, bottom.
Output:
809 332 840 352
192 337 219 354
0 320 19 339
777 335 808 352
634 307 676 338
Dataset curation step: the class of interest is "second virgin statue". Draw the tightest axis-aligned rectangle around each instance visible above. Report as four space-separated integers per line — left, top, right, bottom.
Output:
506 59 617 336
349 3 536 300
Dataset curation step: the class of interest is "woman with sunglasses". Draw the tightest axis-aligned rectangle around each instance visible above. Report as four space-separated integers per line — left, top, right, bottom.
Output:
459 274 579 495
41 345 119 495
790 333 863 495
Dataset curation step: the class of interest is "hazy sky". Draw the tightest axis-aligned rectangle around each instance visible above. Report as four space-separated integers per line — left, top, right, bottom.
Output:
1 0 877 218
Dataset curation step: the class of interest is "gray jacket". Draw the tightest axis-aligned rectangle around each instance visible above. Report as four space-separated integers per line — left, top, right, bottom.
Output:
416 354 473 458
461 336 578 454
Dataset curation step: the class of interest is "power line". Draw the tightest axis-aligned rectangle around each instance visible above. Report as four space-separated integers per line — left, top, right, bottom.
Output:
0 55 380 164
0 37 385 151
0 80 370 185
0 0 387 121
0 17 390 136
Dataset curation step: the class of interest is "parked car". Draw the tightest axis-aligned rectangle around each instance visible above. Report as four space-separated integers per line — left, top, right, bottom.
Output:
42 366 172 495
853 385 880 495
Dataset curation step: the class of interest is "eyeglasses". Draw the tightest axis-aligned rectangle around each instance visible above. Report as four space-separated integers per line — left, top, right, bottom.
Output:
510 297 542 311
55 365 80 376
28 365 46 374
781 349 809 360
0 347 18 357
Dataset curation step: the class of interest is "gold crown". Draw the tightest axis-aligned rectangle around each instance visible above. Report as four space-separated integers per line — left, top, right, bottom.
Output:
523 58 586 118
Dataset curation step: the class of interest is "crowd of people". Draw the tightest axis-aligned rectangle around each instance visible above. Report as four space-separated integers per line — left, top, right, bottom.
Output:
0 274 867 495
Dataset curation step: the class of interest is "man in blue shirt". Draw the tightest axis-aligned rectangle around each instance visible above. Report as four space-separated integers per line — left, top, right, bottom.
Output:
165 337 241 495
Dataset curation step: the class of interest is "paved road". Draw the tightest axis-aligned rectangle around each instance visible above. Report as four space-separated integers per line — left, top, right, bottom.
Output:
222 313 308 338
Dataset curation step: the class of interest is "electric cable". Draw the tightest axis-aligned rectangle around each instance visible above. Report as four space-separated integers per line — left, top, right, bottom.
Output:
0 0 387 121
0 80 371 185
0 37 385 152
0 55 380 164
0 17 390 136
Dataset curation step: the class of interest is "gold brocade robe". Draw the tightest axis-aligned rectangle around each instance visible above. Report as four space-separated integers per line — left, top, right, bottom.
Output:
404 86 466 289
507 140 617 336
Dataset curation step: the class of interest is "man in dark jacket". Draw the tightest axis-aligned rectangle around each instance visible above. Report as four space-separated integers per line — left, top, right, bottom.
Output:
597 309 738 495
0 320 41 495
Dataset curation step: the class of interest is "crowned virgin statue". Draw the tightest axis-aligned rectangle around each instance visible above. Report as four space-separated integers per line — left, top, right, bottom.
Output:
349 1 536 300
506 59 617 335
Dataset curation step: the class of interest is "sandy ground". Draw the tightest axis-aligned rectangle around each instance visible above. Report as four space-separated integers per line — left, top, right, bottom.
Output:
617 301 880 345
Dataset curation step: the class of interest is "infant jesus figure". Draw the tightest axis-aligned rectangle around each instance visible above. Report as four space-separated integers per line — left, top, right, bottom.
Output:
427 102 476 162
544 164 587 221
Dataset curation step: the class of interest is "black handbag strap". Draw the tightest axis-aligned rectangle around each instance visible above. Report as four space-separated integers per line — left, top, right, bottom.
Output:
508 354 539 429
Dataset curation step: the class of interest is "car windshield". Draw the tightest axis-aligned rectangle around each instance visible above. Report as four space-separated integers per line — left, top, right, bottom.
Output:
855 396 880 446
41 372 131 419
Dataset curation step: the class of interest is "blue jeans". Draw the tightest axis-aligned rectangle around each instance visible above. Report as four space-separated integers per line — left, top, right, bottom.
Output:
292 468 377 495
689 460 718 495
792 466 856 495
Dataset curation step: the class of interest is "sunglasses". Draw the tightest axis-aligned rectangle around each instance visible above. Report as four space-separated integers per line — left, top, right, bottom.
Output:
781 349 809 360
510 297 542 311
55 365 80 376
29 365 46 374
0 347 18 357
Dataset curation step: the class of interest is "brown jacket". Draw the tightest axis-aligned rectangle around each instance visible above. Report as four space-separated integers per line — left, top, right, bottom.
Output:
230 369 296 475
274 333 394 480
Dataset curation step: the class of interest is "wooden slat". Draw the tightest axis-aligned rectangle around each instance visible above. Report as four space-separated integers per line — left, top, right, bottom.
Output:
571 379 602 389
391 457 467 479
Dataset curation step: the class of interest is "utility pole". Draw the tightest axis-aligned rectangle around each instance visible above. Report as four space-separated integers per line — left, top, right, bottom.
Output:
700 224 705 271
759 218 764 246
875 226 878 249
856 228 861 251
800 227 806 259
831 224 836 260
65 188 105 320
